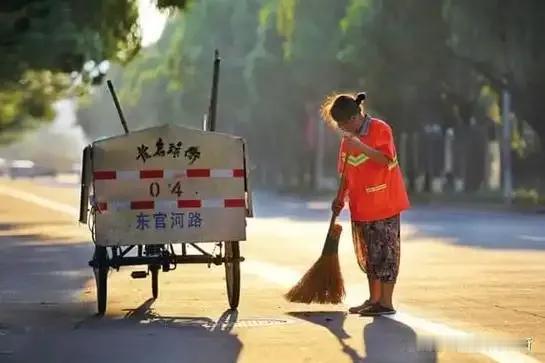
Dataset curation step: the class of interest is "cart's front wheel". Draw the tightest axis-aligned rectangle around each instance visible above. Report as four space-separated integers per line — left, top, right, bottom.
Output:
93 246 108 315
150 265 159 299
224 241 240 309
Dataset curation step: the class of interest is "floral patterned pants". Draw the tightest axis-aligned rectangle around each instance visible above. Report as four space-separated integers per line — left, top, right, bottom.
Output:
351 214 401 283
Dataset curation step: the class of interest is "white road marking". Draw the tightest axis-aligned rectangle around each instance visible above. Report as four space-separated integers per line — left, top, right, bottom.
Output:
519 235 545 243
0 184 538 363
415 224 446 232
0 185 79 217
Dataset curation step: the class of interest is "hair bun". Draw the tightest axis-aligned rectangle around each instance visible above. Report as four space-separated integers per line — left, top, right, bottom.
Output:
355 92 367 105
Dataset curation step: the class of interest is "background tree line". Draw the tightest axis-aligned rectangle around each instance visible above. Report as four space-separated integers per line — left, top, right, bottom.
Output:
2 0 544 197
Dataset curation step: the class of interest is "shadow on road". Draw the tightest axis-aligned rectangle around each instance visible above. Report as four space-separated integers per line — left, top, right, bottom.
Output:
119 298 241 333
288 311 364 362
403 208 545 250
252 192 545 251
363 316 437 363
287 311 438 363
75 300 244 363
0 217 243 363
0 224 92 308
0 224 96 362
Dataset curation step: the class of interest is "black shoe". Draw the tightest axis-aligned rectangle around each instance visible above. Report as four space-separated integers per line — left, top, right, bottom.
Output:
359 304 396 316
348 300 372 314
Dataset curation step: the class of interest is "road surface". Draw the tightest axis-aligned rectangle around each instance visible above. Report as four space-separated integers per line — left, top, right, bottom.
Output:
0 177 542 362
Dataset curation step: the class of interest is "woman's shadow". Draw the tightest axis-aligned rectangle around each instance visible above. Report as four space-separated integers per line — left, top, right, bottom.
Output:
363 316 437 363
288 311 363 362
288 311 437 363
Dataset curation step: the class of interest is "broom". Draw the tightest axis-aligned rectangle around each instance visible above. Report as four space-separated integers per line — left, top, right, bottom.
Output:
285 156 349 304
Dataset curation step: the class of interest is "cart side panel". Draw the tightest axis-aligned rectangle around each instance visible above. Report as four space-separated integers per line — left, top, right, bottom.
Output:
79 145 92 224
242 140 254 218
92 125 246 246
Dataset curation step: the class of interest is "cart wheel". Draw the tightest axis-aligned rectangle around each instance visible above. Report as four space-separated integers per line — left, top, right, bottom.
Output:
224 241 240 309
150 265 159 299
93 246 108 315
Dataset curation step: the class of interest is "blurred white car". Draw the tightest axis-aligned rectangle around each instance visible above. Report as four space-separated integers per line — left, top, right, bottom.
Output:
8 160 56 179
9 160 35 178
0 158 7 176
71 163 82 174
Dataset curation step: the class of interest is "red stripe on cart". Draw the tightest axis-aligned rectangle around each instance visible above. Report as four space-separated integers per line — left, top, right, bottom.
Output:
224 199 245 208
140 169 163 179
94 171 116 180
178 199 202 208
97 198 245 211
186 169 210 177
93 169 244 180
233 169 245 177
131 201 155 210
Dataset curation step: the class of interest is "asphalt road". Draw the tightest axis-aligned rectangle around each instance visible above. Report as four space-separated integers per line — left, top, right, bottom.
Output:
0 178 542 363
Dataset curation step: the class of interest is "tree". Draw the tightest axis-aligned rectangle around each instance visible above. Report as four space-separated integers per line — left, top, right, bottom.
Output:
0 0 189 144
444 0 545 143
76 0 545 191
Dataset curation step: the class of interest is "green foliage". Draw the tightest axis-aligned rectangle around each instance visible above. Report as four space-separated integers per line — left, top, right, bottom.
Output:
0 0 190 144
0 71 74 144
513 188 545 207
74 0 545 188
443 0 545 139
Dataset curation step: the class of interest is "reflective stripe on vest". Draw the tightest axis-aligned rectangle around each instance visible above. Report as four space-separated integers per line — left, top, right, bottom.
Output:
388 156 398 170
342 152 370 167
366 184 387 193
342 153 398 170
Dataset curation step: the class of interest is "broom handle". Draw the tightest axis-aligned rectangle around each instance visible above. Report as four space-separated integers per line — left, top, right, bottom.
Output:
328 211 338 235
328 154 350 232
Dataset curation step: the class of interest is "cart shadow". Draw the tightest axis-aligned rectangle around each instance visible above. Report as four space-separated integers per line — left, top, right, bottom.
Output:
80 298 240 333
76 300 243 362
120 298 240 332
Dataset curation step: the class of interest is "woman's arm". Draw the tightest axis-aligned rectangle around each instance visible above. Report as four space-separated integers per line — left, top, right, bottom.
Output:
344 136 391 165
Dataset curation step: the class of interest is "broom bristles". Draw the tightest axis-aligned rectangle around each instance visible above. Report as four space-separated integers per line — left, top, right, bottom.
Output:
285 254 345 304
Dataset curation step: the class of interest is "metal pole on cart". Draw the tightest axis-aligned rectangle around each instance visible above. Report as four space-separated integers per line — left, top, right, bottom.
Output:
206 49 221 132
107 80 130 135
196 50 222 259
204 50 241 309
105 79 142 258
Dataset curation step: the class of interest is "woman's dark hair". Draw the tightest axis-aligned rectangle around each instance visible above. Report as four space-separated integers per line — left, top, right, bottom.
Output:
320 92 366 127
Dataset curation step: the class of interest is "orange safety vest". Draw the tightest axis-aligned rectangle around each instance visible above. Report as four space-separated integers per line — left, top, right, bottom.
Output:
338 115 410 222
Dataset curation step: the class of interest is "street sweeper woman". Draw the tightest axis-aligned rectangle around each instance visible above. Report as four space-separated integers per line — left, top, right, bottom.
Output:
320 92 410 316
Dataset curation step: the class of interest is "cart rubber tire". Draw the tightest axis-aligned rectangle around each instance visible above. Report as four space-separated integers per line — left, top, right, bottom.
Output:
151 266 159 299
93 246 108 315
224 241 240 309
